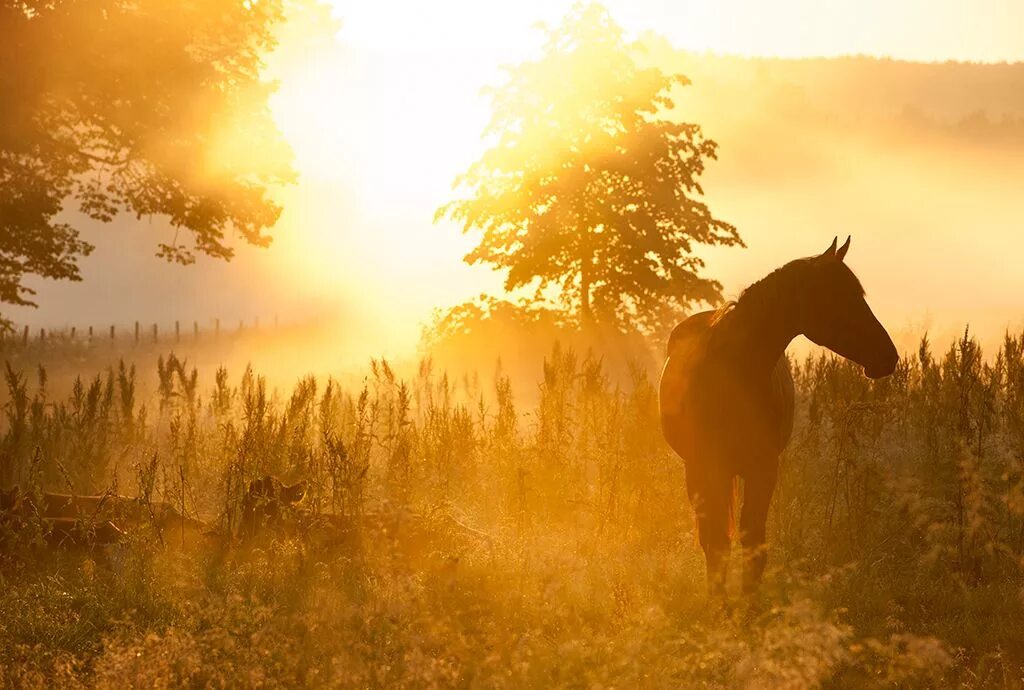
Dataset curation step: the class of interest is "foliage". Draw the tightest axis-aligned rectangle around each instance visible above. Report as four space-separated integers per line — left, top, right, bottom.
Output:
437 3 740 337
419 296 658 396
420 296 564 351
1 330 1024 685
0 0 295 322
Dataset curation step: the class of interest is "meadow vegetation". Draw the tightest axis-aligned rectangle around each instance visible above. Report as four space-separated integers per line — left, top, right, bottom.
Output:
0 329 1022 687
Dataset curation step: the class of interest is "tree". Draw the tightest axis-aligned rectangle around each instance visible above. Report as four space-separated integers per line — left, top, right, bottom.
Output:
437 3 741 338
0 0 296 323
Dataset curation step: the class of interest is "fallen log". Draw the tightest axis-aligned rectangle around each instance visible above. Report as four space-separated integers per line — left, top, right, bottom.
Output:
44 517 126 547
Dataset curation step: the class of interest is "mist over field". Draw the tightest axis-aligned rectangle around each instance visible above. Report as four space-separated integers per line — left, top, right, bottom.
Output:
672 51 1024 353
4 2 1024 687
9 51 1024 370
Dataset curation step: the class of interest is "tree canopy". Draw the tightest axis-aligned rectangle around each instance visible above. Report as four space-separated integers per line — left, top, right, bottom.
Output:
0 0 294 321
437 3 741 337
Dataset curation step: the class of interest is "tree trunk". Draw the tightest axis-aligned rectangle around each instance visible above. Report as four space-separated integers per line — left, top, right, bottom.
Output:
580 259 593 326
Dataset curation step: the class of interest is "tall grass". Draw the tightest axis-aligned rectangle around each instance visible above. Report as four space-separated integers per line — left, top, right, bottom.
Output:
1 331 1023 687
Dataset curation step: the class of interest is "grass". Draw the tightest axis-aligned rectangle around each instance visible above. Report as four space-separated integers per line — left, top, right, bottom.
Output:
0 331 1022 687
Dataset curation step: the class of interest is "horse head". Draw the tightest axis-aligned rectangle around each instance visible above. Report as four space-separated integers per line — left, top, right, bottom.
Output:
799 236 898 379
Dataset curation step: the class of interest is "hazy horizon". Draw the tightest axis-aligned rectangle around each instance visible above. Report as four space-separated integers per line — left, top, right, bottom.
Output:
8 2 1024 365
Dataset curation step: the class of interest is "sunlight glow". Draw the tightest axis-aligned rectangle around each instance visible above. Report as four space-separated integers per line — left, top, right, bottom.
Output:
259 0 1024 353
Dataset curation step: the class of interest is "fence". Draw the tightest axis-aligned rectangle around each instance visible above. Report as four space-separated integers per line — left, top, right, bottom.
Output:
0 316 282 350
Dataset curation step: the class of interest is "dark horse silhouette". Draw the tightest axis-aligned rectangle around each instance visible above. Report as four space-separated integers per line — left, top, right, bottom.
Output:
660 237 898 596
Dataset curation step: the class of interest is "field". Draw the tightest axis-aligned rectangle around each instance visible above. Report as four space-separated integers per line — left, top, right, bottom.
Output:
0 330 1021 688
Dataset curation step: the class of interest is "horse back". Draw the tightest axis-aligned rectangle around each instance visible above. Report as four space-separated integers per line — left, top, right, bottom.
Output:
660 311 796 462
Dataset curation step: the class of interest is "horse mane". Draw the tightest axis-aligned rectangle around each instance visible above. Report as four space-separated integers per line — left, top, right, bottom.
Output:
696 254 865 353
723 255 864 324
711 258 811 344
711 261 803 330
740 263 802 307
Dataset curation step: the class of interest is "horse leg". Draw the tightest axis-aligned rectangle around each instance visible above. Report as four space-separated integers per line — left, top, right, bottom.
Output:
740 461 778 594
689 465 731 598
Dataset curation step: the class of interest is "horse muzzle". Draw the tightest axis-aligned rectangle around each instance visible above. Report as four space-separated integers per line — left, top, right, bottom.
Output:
864 345 899 379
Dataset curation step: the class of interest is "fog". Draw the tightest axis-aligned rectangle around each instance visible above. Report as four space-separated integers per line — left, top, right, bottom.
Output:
660 50 1024 354
9 27 1024 371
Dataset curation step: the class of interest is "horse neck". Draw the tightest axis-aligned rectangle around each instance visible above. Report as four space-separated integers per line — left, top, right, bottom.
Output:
716 271 802 375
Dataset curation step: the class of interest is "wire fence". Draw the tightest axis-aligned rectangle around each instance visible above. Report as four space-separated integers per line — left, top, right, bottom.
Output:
0 317 282 351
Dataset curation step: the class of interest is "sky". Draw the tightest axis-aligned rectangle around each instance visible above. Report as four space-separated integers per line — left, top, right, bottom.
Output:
10 0 1024 361
329 0 1024 64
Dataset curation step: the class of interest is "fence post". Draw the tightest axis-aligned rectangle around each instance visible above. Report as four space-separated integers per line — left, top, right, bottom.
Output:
152 323 158 343
175 320 180 343
39 328 45 343
22 325 28 346
110 325 115 342
134 321 140 344
215 318 220 337
193 321 199 339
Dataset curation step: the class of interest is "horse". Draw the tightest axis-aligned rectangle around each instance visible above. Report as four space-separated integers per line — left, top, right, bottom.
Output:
659 237 898 596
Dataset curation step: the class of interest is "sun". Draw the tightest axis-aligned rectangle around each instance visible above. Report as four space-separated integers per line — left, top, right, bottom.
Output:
252 1 509 346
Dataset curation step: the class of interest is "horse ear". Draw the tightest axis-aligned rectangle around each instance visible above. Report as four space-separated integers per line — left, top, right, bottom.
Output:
821 236 838 258
836 236 851 261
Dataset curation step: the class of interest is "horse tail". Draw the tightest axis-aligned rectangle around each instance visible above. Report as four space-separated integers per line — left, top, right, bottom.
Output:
728 476 741 539
687 471 742 547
